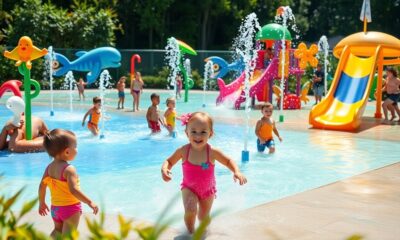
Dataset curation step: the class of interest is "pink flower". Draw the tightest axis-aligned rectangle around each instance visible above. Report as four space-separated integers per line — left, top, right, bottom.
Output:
180 113 192 126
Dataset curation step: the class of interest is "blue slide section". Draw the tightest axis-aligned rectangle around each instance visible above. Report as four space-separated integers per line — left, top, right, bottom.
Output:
334 72 370 104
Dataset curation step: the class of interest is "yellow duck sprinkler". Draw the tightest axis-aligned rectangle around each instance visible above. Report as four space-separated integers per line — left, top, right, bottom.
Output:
4 36 48 140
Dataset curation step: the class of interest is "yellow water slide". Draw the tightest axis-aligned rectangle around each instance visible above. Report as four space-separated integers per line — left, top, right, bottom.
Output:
309 31 400 131
309 46 379 130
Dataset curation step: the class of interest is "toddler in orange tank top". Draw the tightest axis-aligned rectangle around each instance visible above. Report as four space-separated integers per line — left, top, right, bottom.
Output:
255 102 282 154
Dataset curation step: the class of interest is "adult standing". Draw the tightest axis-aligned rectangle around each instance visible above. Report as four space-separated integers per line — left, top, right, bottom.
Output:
130 72 144 112
312 64 324 105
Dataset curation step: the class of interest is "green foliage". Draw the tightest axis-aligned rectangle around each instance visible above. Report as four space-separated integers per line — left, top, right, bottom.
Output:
1 0 120 85
5 0 119 48
142 67 205 90
0 177 210 239
2 0 400 50
0 176 48 239
191 69 203 90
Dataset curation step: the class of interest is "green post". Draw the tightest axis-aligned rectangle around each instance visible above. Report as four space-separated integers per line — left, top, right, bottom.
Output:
18 63 41 140
179 63 189 103
279 115 284 122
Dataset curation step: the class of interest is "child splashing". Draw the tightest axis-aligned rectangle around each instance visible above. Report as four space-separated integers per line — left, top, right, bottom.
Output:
82 97 102 136
161 112 247 233
38 129 98 238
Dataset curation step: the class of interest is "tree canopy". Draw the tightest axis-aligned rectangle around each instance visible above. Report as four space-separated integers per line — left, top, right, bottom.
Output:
1 0 399 50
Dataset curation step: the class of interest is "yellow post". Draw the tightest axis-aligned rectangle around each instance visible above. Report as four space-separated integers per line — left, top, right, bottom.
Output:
375 53 383 118
363 17 367 33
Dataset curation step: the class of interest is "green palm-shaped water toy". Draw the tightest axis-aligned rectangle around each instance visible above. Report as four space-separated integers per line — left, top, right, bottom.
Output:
176 40 197 102
4 36 48 140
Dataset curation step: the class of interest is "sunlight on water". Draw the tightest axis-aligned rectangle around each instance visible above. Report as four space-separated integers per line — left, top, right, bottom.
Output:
0 105 398 227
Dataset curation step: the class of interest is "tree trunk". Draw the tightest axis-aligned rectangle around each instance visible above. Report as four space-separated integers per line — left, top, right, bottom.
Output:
201 7 209 50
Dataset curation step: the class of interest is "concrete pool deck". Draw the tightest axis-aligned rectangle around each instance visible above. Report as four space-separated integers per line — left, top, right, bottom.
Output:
8 90 400 239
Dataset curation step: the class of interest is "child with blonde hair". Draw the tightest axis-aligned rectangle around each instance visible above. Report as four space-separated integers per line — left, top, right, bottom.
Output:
161 112 247 233
38 129 98 238
130 72 144 111
164 97 178 136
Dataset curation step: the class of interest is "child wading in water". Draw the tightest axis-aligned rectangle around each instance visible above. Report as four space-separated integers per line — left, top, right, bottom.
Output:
117 76 126 109
164 97 179 136
38 129 98 238
255 102 282 153
82 97 102 136
146 93 165 134
161 112 247 233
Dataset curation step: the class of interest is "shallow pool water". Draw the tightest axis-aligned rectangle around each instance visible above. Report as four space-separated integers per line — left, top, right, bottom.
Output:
0 104 398 226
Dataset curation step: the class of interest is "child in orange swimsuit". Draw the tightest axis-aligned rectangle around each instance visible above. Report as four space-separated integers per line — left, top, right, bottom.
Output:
161 112 247 233
38 129 98 238
82 97 102 136
255 102 282 154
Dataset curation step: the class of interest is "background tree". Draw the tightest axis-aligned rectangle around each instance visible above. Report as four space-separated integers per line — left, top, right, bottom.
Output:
136 0 174 48
5 0 120 49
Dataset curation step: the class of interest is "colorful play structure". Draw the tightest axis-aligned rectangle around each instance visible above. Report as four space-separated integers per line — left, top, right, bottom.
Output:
213 23 310 110
0 80 22 98
0 81 24 129
130 54 141 81
53 47 121 84
170 38 197 102
309 29 400 130
204 56 245 79
3 36 47 140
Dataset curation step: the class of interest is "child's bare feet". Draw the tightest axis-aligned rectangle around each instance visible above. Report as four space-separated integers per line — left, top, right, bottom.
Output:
382 119 392 125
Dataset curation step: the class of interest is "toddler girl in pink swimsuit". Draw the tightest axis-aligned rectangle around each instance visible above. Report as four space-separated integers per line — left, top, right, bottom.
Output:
161 112 247 234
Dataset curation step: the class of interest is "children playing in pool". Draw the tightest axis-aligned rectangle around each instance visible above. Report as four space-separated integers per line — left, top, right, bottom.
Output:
146 93 165 134
164 97 179 136
117 76 126 109
82 97 102 136
161 112 247 234
38 129 98 238
255 102 282 154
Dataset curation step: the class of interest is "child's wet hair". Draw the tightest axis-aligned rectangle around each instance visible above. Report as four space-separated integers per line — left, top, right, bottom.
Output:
386 67 398 78
151 93 159 100
93 97 101 104
185 112 214 132
166 97 175 106
43 129 76 158
261 102 273 111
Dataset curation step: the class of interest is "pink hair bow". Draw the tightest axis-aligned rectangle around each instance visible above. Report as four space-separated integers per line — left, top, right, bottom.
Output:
180 113 192 126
